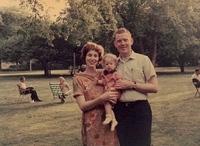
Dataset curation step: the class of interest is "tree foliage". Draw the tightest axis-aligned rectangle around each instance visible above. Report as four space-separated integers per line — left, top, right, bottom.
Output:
1 0 200 74
156 0 200 71
0 8 28 69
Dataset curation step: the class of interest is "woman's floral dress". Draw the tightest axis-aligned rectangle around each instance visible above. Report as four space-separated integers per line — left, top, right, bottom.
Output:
73 72 119 146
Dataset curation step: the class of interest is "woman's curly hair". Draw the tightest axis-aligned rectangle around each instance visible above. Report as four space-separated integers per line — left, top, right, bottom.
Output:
81 42 104 63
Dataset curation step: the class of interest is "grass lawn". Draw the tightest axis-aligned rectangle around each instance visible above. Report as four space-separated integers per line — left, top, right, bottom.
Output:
0 74 200 146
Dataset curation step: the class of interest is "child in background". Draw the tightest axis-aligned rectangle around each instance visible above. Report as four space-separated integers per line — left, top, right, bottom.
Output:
59 76 70 103
97 53 122 131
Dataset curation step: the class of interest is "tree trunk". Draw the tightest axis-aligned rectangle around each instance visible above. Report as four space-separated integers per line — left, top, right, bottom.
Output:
0 60 1 70
16 61 19 71
42 61 51 77
178 59 185 73
176 41 185 72
180 65 185 73
151 35 157 66
73 51 76 75
139 37 144 54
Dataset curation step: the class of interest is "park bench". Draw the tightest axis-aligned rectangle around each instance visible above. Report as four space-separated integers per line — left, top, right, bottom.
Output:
49 82 73 102
192 79 200 97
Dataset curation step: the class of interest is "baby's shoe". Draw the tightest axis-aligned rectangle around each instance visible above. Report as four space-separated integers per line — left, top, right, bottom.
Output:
111 120 118 131
103 114 112 125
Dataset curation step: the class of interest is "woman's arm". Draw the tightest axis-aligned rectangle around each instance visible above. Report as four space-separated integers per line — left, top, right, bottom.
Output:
75 90 119 112
114 76 158 93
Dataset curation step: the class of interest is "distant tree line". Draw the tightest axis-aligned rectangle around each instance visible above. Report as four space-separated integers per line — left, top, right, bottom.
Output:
0 0 200 76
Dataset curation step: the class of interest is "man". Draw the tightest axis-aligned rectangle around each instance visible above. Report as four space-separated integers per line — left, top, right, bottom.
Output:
113 28 158 146
18 76 42 102
191 68 200 87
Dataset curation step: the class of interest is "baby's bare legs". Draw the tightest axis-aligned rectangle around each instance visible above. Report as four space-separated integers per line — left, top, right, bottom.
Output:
103 102 118 131
103 102 113 125
111 110 118 131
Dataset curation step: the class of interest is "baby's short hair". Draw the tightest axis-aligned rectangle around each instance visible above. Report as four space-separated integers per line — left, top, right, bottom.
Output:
102 53 118 64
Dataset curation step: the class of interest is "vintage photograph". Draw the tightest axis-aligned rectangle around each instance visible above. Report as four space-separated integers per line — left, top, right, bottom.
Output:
0 0 200 146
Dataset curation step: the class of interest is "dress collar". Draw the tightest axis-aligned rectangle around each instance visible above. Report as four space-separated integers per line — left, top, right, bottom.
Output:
75 70 101 80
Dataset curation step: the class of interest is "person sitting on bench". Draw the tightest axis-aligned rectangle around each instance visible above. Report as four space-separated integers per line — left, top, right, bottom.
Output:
191 68 200 87
58 76 70 103
18 76 42 102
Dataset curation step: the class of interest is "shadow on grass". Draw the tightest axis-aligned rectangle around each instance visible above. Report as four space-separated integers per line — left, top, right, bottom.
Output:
182 96 200 101
23 74 73 79
0 74 73 79
0 101 30 106
0 101 74 116
157 71 193 75
0 71 193 79
2 131 82 146
0 101 65 106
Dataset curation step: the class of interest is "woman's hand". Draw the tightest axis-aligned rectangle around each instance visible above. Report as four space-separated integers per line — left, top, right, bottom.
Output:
99 88 120 104
75 88 120 112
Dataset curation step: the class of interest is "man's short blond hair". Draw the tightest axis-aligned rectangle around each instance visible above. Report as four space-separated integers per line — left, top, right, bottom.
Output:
113 27 133 39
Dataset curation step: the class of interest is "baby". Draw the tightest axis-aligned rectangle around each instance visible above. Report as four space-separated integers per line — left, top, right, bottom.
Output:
97 53 122 131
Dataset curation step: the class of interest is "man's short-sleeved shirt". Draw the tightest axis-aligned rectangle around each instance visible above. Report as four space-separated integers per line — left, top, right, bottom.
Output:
117 51 157 102
18 82 27 89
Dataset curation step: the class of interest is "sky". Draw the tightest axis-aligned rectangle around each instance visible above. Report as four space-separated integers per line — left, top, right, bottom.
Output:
0 0 66 20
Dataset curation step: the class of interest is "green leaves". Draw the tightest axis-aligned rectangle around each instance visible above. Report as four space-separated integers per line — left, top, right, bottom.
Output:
1 0 200 73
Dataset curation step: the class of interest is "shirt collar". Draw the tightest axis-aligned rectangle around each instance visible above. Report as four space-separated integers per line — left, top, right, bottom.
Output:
118 51 135 62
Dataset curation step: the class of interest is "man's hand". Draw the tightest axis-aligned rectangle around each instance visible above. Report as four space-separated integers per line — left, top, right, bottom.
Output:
114 79 135 90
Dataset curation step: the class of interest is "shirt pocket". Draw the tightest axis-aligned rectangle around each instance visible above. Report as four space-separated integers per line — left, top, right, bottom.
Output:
130 67 145 83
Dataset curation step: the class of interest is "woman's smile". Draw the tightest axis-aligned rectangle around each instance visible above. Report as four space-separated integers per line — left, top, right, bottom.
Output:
85 50 99 67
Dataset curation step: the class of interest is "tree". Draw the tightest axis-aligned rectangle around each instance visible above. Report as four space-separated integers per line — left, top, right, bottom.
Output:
55 0 119 73
157 0 200 72
0 8 28 70
19 0 57 76
59 0 118 51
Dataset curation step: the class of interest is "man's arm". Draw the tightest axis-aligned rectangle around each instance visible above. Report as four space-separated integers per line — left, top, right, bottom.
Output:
114 75 158 94
132 76 158 93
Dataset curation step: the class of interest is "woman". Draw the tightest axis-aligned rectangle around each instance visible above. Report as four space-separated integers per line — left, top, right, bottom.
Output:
73 42 120 146
18 76 42 102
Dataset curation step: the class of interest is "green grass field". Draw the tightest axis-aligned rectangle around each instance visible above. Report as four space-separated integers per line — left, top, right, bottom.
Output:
0 74 200 146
